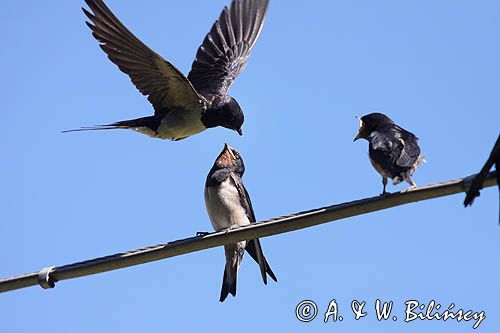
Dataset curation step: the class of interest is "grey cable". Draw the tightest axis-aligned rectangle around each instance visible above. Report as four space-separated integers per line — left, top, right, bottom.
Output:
0 171 497 294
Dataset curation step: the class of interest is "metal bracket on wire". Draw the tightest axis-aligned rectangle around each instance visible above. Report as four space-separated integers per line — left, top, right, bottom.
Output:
37 266 56 289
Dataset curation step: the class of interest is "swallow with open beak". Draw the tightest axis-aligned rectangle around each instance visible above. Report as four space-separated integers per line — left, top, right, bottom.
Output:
64 0 270 140
204 144 277 302
354 113 424 195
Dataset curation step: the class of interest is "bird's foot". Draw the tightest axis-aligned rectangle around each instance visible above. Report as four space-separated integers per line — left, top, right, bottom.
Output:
196 231 210 237
379 191 391 198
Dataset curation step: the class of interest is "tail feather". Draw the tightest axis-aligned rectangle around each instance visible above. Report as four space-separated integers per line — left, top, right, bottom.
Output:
219 267 238 302
62 116 156 133
246 239 277 284
220 244 244 302
61 124 124 133
219 241 276 302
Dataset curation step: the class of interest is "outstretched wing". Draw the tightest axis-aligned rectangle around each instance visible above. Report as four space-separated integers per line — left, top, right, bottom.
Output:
188 0 269 102
83 0 203 114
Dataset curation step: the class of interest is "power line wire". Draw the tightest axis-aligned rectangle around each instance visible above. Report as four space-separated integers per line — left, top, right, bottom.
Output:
0 171 497 294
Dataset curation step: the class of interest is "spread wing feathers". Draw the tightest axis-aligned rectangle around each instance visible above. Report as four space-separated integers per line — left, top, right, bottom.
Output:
230 174 277 283
370 128 421 169
83 0 202 113
188 0 269 100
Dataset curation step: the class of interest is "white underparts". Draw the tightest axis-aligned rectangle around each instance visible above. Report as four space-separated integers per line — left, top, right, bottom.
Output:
204 177 250 232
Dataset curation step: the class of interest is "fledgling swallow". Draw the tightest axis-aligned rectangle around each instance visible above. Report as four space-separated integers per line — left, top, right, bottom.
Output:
204 144 277 302
354 113 425 195
64 0 270 140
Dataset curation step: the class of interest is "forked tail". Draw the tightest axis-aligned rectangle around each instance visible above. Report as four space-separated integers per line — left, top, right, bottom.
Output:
62 117 156 134
246 239 277 284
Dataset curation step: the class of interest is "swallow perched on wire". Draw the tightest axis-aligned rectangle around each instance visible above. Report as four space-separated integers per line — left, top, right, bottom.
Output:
64 0 270 140
354 113 425 195
464 134 500 223
204 144 277 302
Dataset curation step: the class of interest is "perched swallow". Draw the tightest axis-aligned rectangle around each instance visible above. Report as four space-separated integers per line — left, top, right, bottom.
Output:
354 113 424 195
464 134 499 222
205 144 277 302
65 0 269 140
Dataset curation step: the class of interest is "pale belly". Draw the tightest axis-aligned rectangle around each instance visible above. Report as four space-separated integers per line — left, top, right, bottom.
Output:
156 107 206 140
204 177 250 232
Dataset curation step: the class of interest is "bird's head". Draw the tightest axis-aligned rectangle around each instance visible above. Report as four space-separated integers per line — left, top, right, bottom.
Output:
218 97 244 136
213 143 245 174
354 113 394 141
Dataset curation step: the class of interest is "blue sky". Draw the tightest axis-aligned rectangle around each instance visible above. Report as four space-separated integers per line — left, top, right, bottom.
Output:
1 0 499 332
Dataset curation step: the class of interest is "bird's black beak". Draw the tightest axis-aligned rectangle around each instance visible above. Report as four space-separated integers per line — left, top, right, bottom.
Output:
354 116 362 142
236 128 243 136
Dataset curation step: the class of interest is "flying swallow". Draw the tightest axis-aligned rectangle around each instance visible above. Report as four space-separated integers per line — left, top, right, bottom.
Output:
354 113 424 195
204 144 277 302
65 0 270 140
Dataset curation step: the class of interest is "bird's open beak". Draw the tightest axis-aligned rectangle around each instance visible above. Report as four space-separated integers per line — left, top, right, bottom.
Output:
236 128 243 136
224 143 236 159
